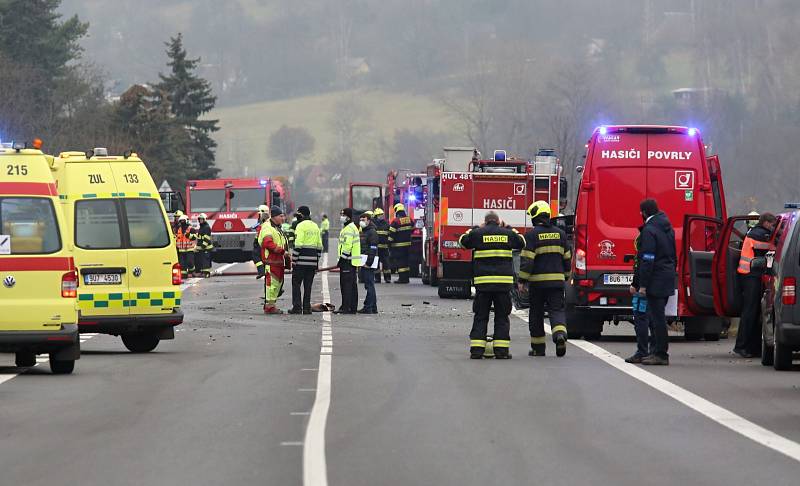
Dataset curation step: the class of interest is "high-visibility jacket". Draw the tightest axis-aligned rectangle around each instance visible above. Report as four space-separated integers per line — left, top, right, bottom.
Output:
320 218 330 233
259 221 288 267
520 222 571 288
196 222 213 251
292 218 323 268
388 211 413 248
338 221 362 267
175 225 197 252
458 222 525 291
374 217 390 249
737 225 774 276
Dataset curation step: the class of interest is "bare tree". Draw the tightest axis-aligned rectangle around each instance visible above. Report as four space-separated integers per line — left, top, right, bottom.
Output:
441 57 497 155
268 125 316 174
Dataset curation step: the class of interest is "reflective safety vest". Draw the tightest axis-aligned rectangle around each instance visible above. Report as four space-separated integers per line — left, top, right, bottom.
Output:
292 219 323 268
259 221 288 267
175 226 197 252
737 225 774 276
458 222 525 291
338 221 362 266
520 223 571 288
388 211 413 248
320 218 330 233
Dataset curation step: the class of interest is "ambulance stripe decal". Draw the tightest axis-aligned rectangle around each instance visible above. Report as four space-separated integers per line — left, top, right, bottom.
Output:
0 182 57 196
0 256 74 271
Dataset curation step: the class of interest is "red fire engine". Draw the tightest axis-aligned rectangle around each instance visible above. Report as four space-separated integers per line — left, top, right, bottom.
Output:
423 148 564 298
186 177 292 263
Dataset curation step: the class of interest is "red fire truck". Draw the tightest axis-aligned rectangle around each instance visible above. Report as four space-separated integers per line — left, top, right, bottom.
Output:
186 177 292 263
423 148 564 298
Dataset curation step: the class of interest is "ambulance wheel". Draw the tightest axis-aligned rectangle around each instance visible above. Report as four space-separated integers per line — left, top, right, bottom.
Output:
122 332 160 353
15 351 36 368
49 356 75 375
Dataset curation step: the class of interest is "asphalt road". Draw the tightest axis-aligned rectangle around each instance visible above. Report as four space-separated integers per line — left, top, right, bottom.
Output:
1 256 799 485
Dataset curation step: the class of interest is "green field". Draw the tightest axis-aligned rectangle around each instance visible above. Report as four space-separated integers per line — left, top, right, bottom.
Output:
212 89 458 177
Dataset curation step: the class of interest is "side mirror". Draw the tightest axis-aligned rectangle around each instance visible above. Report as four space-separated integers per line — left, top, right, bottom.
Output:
575 166 584 174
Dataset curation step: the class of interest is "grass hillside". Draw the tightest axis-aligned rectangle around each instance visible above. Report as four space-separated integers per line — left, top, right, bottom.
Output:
212 89 457 177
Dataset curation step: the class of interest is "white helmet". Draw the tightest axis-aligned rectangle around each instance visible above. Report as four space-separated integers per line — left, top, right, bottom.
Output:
198 213 208 220
178 215 189 222
258 204 269 214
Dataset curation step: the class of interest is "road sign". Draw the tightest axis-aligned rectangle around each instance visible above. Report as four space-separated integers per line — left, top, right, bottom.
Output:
159 180 173 193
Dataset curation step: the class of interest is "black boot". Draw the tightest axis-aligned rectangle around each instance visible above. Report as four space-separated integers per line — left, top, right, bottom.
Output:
288 308 303 315
494 348 512 359
470 346 484 359
528 344 546 357
554 332 567 357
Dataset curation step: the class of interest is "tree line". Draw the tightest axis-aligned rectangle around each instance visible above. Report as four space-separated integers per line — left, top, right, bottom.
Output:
0 0 219 192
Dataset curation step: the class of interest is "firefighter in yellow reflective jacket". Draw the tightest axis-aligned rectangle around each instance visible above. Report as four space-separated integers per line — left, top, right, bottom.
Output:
458 211 525 359
259 206 289 314
335 208 362 314
388 203 413 283
519 201 571 357
196 213 214 278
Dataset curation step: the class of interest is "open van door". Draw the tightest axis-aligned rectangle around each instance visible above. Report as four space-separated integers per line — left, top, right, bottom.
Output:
348 183 384 220
711 215 759 316
682 215 723 315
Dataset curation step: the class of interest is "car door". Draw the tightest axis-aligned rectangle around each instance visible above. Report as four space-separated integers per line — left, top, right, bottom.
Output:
681 215 723 315
711 215 760 317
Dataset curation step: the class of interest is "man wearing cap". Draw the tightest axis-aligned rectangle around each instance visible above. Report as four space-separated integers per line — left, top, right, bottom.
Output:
334 208 361 314
259 206 290 314
252 205 270 279
373 208 391 283
289 206 323 315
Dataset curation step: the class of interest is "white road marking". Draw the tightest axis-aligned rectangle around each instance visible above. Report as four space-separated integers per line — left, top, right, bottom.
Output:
281 442 304 447
512 309 800 463
213 262 239 275
291 412 311 416
304 255 332 486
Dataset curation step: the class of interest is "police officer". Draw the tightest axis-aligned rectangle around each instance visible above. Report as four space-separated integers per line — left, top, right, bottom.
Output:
175 215 197 278
320 213 330 253
519 201 571 357
734 212 777 358
373 208 391 283
252 205 270 279
459 211 525 359
335 208 361 314
388 203 413 283
358 211 379 314
289 206 323 315
196 213 214 278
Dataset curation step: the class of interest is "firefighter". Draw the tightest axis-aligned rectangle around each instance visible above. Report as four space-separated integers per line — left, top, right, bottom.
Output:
373 207 391 283
289 206 323 315
259 206 289 314
172 209 185 233
285 212 299 249
358 211 379 314
734 212 777 358
195 213 214 278
334 208 361 314
252 205 270 279
388 203 413 283
519 201 571 357
320 213 330 253
458 211 525 359
175 215 197 278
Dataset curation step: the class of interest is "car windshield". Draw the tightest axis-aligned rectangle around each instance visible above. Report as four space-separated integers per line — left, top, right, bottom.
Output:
0 197 61 254
190 189 227 212
230 188 267 212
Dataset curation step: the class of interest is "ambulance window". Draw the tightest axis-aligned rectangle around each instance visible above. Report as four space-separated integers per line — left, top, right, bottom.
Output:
75 200 123 249
0 198 61 254
190 189 227 212
124 199 170 248
230 188 266 211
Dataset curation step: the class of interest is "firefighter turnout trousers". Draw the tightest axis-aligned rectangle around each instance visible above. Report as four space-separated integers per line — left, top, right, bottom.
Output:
470 291 512 356
388 212 413 283
528 288 567 351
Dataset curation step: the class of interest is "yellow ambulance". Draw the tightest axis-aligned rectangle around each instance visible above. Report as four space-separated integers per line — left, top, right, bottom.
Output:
0 140 80 374
51 148 183 352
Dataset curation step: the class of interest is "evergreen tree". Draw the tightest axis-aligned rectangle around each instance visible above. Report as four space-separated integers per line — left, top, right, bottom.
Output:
156 33 220 180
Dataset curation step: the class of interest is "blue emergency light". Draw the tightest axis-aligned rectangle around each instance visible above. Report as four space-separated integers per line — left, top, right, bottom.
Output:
407 193 417 202
260 179 268 187
598 126 608 135
494 150 506 162
687 127 698 136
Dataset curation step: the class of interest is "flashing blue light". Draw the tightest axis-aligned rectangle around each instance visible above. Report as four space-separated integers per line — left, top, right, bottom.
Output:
408 193 417 202
598 126 608 135
494 150 507 162
687 127 697 136
259 179 268 187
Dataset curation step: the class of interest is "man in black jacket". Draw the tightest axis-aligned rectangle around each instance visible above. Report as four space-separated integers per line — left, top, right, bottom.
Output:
358 212 379 314
636 199 677 366
459 211 526 359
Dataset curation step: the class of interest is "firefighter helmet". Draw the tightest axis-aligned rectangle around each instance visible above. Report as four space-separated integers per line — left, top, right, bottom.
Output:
747 210 759 228
198 213 208 220
258 204 269 214
178 215 189 222
175 210 184 218
527 201 551 219
394 203 405 213
362 210 374 219
373 207 384 216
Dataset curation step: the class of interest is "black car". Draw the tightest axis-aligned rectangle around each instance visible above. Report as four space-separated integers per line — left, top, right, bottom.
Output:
761 205 800 370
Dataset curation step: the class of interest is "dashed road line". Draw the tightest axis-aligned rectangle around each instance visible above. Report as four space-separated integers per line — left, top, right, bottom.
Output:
303 255 332 486
512 309 800 464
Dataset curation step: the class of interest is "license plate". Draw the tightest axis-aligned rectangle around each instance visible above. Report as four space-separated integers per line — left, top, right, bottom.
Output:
215 234 245 249
603 274 633 286
84 273 122 285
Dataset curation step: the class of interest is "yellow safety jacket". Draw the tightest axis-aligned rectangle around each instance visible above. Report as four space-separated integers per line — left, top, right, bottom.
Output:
338 221 362 267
